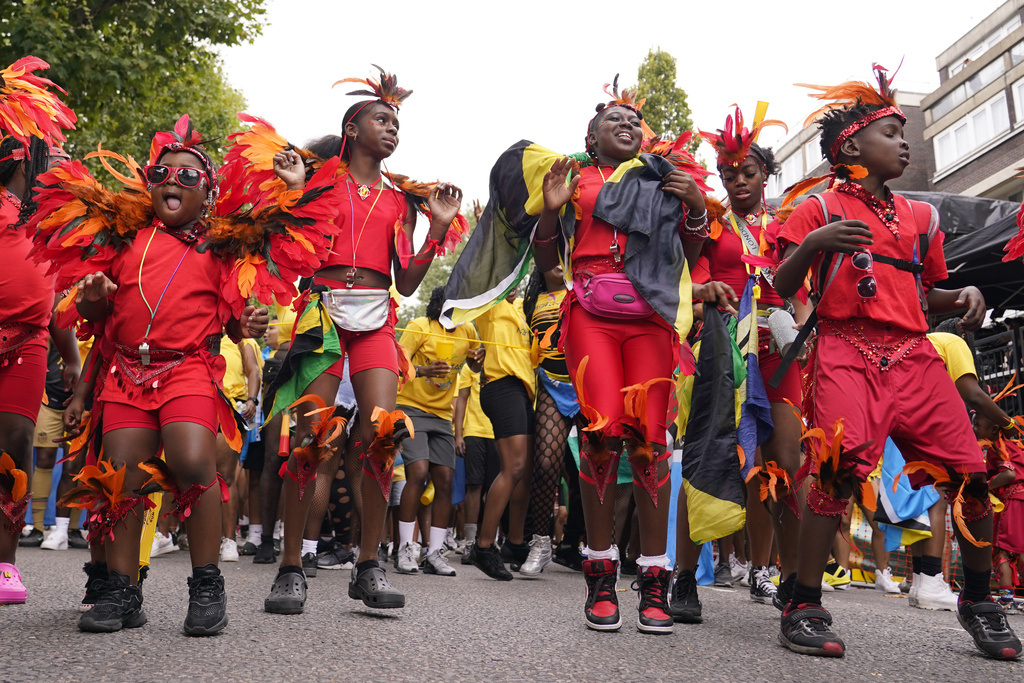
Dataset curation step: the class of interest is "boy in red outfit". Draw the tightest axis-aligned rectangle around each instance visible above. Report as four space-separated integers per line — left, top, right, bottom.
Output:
773 65 1020 660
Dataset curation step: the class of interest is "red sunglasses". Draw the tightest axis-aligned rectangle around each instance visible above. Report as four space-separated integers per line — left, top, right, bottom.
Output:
143 164 209 189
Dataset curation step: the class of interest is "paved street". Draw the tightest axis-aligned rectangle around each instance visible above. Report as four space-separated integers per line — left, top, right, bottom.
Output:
2 547 1020 682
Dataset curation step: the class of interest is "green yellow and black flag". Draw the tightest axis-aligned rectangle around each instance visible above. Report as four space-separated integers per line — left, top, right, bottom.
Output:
680 307 747 544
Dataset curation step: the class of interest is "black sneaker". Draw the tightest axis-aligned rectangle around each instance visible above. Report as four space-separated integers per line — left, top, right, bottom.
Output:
472 544 513 581
957 597 1022 660
19 527 43 547
669 569 703 623
183 564 228 636
78 570 147 632
553 542 584 572
253 540 276 564
264 568 306 614
583 558 621 631
80 562 109 613
68 529 89 549
779 603 845 657
620 556 638 576
460 540 475 566
774 573 796 612
349 563 405 608
238 541 258 556
502 540 529 571
301 552 318 579
318 545 355 571
633 566 673 634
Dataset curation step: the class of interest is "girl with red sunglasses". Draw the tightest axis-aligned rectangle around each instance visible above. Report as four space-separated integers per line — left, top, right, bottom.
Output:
28 113 347 637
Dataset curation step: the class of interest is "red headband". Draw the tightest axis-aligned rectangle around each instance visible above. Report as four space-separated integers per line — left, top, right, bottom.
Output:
828 105 905 162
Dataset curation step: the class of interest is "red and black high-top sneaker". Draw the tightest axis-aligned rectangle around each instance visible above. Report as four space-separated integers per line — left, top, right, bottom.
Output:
583 558 621 631
633 566 674 634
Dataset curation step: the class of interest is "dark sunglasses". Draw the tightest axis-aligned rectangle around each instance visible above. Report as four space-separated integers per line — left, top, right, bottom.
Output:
143 164 209 189
850 251 877 300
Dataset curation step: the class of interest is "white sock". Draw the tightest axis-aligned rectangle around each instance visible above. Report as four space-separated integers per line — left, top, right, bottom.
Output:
447 526 455 538
428 526 447 554
301 538 318 556
54 516 70 534
637 553 671 570
248 524 262 545
240 515 249 526
273 519 282 540
398 520 416 547
586 546 619 562
464 523 478 543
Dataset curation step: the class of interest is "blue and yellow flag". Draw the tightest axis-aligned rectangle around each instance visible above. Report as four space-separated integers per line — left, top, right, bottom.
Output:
875 438 938 551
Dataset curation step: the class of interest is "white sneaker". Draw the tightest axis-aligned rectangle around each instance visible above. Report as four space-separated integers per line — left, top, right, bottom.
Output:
519 534 553 578
821 578 835 592
151 531 177 557
914 572 958 611
422 548 457 576
219 536 239 562
396 542 421 574
908 572 920 606
442 530 459 557
730 555 750 586
41 528 69 550
874 566 901 594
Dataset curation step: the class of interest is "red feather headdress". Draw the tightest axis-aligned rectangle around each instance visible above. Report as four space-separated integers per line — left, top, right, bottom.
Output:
332 64 412 111
698 102 787 170
0 56 77 155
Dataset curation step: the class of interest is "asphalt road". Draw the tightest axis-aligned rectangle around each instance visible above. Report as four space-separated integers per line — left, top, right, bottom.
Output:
2 546 1020 682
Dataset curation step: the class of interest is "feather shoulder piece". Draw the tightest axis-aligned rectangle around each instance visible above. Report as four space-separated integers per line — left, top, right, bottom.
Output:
384 172 470 259
644 131 714 193
0 56 77 152
27 148 152 297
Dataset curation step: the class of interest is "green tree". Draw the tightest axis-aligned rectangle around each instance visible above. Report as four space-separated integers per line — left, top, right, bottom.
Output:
634 47 694 140
396 235 469 328
0 1 266 165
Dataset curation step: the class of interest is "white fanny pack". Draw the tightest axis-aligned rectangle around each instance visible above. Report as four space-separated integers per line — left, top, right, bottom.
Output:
321 288 391 332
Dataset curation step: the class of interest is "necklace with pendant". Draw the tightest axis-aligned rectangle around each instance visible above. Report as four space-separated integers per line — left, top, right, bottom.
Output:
349 172 382 200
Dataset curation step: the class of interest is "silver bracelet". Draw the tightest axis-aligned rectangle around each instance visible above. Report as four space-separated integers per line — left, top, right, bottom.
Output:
686 207 708 223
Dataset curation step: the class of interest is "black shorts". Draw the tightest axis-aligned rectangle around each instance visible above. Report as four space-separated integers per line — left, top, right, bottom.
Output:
480 376 534 439
243 437 265 471
464 436 500 489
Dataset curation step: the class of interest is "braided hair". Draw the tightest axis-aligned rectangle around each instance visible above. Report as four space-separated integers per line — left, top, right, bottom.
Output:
818 102 883 168
522 266 549 325
748 142 781 177
0 136 51 225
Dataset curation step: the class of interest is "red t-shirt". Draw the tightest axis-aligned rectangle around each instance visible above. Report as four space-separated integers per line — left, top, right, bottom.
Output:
321 181 409 276
695 215 784 307
1 194 53 329
101 226 228 408
778 191 945 333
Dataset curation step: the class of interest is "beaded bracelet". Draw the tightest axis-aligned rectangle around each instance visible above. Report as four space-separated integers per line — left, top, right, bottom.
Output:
533 233 559 246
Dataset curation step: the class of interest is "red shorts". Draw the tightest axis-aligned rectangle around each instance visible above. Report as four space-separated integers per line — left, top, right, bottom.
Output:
315 277 400 378
103 395 218 435
808 319 984 489
758 328 802 406
562 300 676 446
0 338 47 422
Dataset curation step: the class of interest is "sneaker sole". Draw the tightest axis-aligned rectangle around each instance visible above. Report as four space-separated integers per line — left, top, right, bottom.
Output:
421 566 456 577
317 563 352 570
264 599 304 615
79 609 147 633
637 620 674 634
779 632 845 657
395 566 419 575
585 616 622 632
152 546 177 557
183 614 228 637
670 611 703 624
914 600 955 611
751 593 774 605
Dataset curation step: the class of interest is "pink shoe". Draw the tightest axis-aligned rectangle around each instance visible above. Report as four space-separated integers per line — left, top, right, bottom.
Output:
0 562 27 604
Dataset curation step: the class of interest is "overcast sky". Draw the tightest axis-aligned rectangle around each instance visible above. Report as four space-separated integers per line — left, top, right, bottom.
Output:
220 0 1008 209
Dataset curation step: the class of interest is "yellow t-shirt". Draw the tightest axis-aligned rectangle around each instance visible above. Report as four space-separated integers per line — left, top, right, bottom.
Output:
928 332 978 382
458 364 494 440
474 298 535 399
220 336 263 401
396 318 480 421
274 302 297 355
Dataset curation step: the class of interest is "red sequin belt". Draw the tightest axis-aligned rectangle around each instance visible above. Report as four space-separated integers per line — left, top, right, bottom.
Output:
818 318 923 371
113 335 219 387
0 322 46 367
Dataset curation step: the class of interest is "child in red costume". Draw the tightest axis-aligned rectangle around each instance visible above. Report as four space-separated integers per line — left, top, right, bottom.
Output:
29 114 346 635
976 413 1024 612
773 65 1020 660
0 56 80 606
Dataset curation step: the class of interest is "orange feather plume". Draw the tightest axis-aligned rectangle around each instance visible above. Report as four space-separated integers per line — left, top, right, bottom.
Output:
0 56 77 152
797 62 901 128
332 64 412 110
0 451 28 503
797 417 875 503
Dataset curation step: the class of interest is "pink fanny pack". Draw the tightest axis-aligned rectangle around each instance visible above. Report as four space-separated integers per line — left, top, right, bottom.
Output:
574 273 653 319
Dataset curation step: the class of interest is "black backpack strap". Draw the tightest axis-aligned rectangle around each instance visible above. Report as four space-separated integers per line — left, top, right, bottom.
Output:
769 194 842 389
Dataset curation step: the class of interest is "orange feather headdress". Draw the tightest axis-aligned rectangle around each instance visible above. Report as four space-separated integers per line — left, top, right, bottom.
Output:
0 56 77 155
587 74 657 146
332 64 412 111
698 102 787 171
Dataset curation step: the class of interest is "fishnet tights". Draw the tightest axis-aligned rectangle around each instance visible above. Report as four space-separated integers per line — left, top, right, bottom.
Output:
529 385 572 537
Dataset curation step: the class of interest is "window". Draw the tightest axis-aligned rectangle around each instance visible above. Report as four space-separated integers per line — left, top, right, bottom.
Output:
948 15 1022 78
802 137 821 172
778 153 803 194
1013 76 1024 126
1012 39 1024 66
933 56 1005 120
933 91 1012 169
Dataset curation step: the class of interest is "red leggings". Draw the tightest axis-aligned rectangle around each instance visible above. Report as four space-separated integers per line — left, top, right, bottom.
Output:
562 302 675 446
